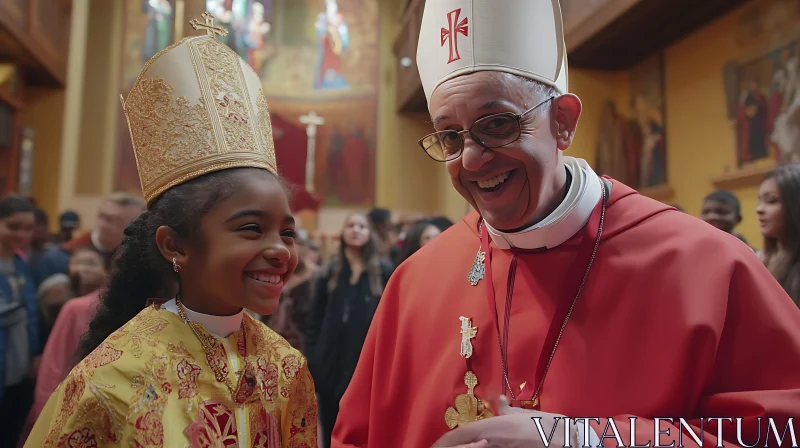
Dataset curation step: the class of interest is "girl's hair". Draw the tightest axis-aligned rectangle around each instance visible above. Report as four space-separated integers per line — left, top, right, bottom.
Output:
327 213 384 297
396 219 434 265
761 163 800 304
0 195 35 219
78 168 286 358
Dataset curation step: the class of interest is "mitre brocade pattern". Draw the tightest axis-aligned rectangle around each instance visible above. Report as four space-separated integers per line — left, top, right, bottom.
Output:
122 35 277 205
125 78 216 197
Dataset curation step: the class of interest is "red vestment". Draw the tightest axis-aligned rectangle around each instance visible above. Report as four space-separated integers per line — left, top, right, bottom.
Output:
332 180 800 447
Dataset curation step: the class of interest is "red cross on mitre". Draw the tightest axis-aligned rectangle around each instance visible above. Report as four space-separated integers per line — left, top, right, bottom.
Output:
440 8 469 64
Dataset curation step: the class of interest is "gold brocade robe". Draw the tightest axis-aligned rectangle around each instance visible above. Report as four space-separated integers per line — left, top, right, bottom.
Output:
25 305 318 447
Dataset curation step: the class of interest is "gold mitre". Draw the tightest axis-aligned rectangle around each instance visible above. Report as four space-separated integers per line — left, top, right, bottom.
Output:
121 12 277 206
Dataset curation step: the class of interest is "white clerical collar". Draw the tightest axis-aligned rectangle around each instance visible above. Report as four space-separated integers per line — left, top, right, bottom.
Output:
162 298 243 338
485 157 603 250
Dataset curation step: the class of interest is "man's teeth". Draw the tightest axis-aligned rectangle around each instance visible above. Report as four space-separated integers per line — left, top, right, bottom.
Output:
477 172 510 189
247 273 281 284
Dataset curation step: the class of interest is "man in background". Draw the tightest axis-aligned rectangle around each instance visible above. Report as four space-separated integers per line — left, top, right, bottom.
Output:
35 192 144 287
55 210 80 245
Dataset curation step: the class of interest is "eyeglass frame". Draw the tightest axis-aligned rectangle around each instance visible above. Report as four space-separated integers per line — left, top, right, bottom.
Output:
417 95 556 162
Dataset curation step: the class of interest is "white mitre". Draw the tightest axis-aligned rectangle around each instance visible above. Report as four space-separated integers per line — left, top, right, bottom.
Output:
416 0 568 108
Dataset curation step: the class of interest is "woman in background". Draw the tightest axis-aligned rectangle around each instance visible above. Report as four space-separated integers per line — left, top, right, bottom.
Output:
0 195 39 448
36 247 106 338
395 219 441 265
263 229 318 354
306 213 393 448
756 163 800 304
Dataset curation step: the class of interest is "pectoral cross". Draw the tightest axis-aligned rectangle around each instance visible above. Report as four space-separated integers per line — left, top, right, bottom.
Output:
440 8 469 64
459 316 477 359
444 371 494 429
300 112 325 193
190 11 229 39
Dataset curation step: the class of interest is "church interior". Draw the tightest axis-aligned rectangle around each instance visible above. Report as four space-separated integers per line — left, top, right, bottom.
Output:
2 1 800 446
0 0 797 248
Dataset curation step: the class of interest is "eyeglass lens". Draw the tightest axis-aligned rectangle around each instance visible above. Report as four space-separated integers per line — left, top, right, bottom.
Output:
422 113 522 161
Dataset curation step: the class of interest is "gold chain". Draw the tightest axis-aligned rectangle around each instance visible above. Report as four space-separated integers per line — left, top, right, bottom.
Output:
175 297 247 397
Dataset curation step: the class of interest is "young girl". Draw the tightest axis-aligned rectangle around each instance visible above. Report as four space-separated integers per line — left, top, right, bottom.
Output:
25 14 317 447
756 163 800 304
395 218 441 265
306 213 393 448
0 195 39 448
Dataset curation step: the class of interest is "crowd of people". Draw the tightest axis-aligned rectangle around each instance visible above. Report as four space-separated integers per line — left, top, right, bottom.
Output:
2 2 800 447
1 163 798 445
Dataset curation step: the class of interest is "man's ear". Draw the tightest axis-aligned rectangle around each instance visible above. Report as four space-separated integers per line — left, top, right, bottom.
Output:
155 226 186 271
553 94 582 151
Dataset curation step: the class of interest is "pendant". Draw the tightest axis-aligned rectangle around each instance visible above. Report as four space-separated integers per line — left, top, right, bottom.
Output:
467 249 485 286
444 371 494 429
459 316 477 359
509 396 539 410
233 361 259 405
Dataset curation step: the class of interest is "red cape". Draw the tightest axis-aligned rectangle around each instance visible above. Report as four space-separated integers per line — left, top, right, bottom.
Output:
332 179 800 447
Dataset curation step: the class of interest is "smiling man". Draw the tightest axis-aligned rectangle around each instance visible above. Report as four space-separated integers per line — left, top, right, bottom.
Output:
332 1 800 447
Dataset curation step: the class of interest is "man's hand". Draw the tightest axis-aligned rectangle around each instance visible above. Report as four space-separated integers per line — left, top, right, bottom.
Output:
432 397 577 448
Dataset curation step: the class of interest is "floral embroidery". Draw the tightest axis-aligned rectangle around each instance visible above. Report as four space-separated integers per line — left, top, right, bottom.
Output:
123 77 216 194
281 355 301 380
44 375 87 445
57 427 97 448
107 312 168 358
186 400 238 447
176 359 202 399
280 386 290 399
194 39 259 155
83 343 123 373
167 341 193 358
255 90 277 164
133 410 164 447
205 338 230 381
129 355 169 448
257 358 278 401
236 331 246 357
250 408 281 448
79 391 122 444
286 440 314 448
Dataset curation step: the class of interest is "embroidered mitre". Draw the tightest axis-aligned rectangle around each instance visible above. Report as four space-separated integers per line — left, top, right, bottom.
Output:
416 0 568 108
121 14 277 205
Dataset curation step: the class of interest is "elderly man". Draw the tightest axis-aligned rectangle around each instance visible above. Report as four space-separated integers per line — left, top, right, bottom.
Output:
332 1 800 447
36 192 144 286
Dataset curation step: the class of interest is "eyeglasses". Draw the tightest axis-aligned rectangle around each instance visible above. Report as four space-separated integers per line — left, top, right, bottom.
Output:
418 96 555 162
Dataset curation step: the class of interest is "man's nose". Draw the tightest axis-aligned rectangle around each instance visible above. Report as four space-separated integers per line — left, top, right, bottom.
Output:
460 136 493 172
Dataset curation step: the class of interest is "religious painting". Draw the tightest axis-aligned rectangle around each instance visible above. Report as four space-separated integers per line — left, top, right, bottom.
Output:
268 97 377 207
629 53 667 188
115 0 177 193
205 0 276 77
212 0 380 207
211 0 378 99
594 101 641 187
722 0 800 166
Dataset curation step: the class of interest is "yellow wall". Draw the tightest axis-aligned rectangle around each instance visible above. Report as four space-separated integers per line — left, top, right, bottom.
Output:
75 0 122 196
375 0 443 216
569 69 631 163
567 0 784 248
20 88 65 225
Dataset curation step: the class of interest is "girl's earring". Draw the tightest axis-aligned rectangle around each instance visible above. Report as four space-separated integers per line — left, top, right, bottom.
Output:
173 257 182 273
